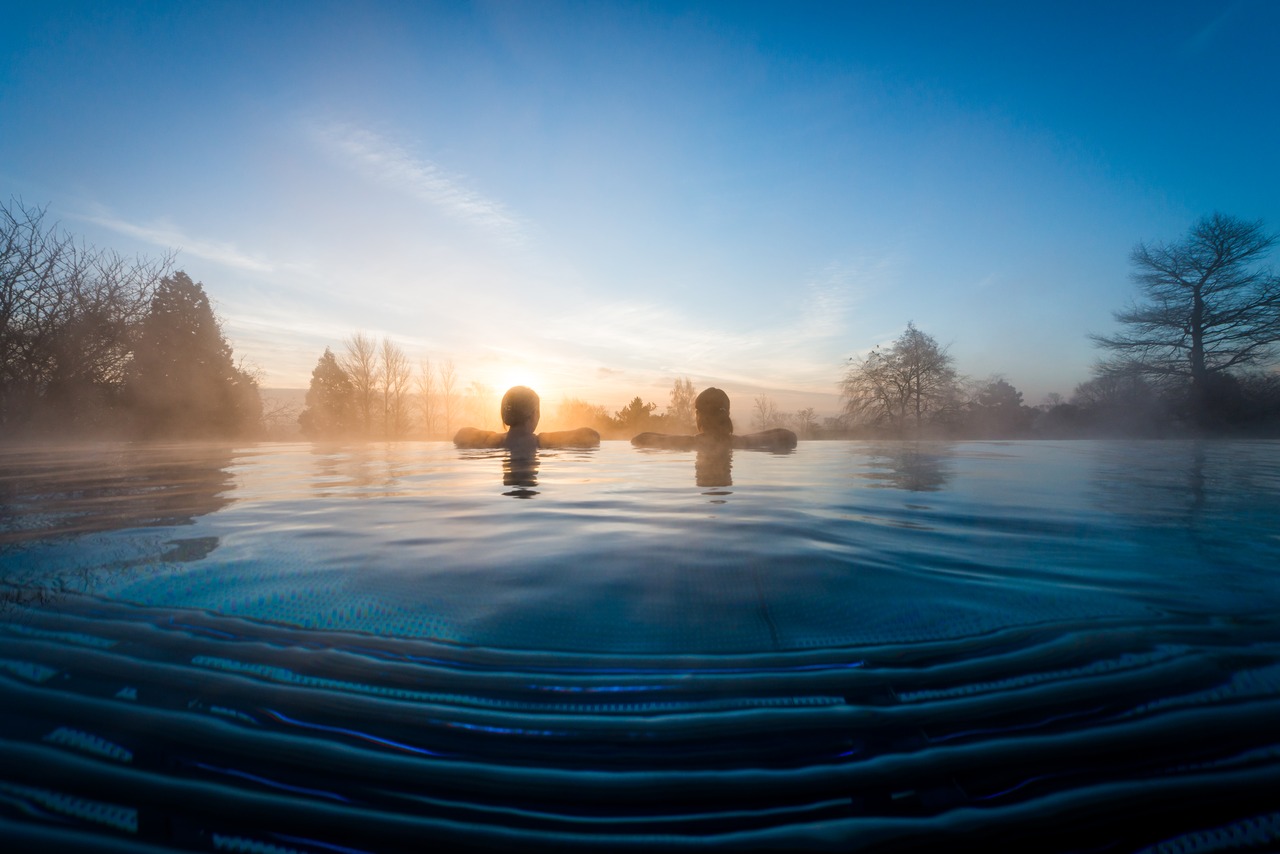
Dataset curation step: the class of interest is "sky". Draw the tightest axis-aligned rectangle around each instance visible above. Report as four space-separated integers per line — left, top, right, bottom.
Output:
2 0 1278 418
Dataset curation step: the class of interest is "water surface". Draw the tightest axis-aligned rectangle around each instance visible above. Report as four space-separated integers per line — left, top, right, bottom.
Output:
2 440 1278 851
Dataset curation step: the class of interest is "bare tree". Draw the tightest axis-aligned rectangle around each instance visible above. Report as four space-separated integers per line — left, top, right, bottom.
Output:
1091 213 1280 421
260 394 302 439
793 407 818 438
666 377 697 432
1 199 169 430
1040 392 1065 410
379 337 412 438
438 358 458 437
1072 372 1157 410
1070 370 1166 434
464 380 496 430
841 322 960 434
416 358 436 438
1 200 76 424
341 332 379 436
752 394 784 431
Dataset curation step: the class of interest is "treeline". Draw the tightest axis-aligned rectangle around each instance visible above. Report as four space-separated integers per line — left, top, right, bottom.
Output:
297 337 490 440
1 200 261 439
299 352 836 441
9 198 1277 444
297 347 713 440
838 214 1280 439
835 320 1280 440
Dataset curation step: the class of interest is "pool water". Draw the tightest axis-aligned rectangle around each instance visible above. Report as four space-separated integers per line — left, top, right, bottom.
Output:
2 440 1279 851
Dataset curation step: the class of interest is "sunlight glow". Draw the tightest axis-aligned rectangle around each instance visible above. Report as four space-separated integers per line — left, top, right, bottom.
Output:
495 370 548 401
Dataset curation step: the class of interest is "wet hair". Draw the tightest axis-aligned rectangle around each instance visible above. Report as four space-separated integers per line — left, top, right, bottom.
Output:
501 386 540 429
695 387 733 437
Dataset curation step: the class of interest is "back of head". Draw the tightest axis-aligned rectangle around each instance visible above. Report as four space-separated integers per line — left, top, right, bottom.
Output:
695 387 733 437
501 386 540 430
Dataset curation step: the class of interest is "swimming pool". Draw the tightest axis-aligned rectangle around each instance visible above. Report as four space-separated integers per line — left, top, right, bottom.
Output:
2 440 1279 850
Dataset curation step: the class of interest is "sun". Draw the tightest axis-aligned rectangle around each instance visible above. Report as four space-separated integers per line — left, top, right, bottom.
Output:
495 370 546 397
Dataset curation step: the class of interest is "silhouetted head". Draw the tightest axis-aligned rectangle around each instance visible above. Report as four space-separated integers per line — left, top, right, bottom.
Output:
501 386 540 431
695 387 733 437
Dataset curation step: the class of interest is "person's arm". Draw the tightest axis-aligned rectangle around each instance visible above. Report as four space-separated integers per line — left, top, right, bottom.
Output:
631 432 696 450
733 428 798 450
538 427 601 449
453 427 507 448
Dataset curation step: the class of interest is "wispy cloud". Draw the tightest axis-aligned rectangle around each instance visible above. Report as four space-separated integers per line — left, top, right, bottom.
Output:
76 210 275 273
313 121 525 242
546 261 879 395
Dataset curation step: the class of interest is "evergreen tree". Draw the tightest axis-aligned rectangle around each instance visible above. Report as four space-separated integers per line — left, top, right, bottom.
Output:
966 378 1031 437
129 271 260 437
299 347 356 438
612 396 660 433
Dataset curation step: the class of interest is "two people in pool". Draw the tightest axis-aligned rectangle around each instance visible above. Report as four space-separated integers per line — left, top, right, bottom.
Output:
630 387 797 451
453 385 796 452
452 385 601 452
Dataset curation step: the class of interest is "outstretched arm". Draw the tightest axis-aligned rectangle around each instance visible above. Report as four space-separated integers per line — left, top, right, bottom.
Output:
631 432 697 450
454 427 507 448
733 428 798 450
538 427 601 449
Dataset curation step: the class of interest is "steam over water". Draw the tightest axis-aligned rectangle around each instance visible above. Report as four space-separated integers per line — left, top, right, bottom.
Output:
2 440 1279 851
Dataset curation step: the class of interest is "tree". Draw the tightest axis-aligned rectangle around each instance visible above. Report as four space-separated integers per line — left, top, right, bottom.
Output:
552 397 609 433
793 407 818 438
341 332 379 435
439 359 458 437
1092 213 1280 424
666 377 697 433
129 271 260 437
612 396 659 434
1070 371 1166 436
380 337 412 438
752 394 785 430
298 347 355 438
1 199 169 432
416 358 436 438
260 393 302 439
840 322 959 434
966 378 1031 437
464 380 496 430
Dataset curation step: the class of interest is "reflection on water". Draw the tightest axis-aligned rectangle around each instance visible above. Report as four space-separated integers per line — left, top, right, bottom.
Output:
4 440 1278 634
859 442 954 491
1090 440 1279 527
2 440 1280 850
307 443 420 498
695 445 732 488
1085 441 1280 596
0 443 234 609
0 443 234 545
502 450 540 498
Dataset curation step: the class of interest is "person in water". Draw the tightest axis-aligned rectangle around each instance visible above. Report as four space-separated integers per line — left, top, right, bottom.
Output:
453 386 600 451
631 387 797 450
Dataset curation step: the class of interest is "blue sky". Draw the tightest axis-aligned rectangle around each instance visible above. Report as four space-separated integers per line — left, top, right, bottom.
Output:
3 1 1277 416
